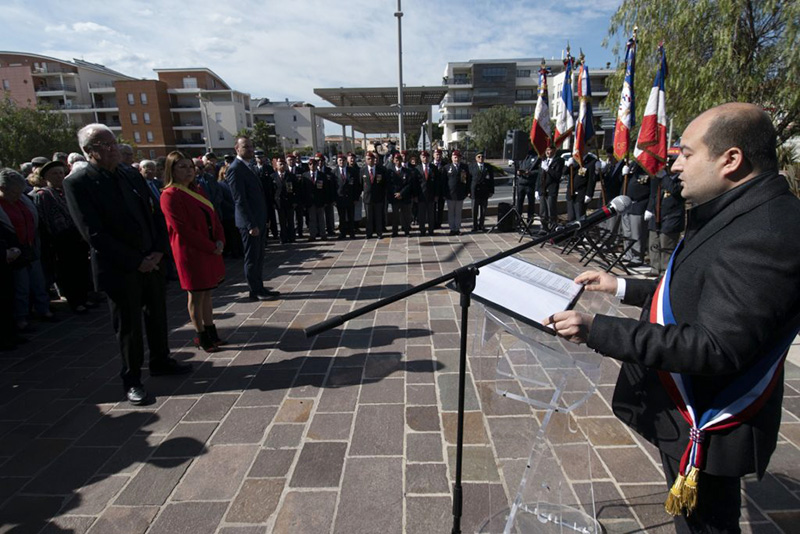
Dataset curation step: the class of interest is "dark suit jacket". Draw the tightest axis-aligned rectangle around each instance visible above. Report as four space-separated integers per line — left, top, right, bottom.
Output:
64 162 168 294
518 154 540 189
600 160 625 204
387 166 414 203
538 156 564 197
416 163 440 202
647 171 685 234
360 165 387 205
589 172 800 477
622 164 651 215
333 166 361 202
444 163 471 201
226 158 267 230
469 163 495 199
272 172 298 209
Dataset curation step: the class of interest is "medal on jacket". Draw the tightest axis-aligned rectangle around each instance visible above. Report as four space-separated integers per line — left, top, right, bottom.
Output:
652 241 794 516
460 169 467 183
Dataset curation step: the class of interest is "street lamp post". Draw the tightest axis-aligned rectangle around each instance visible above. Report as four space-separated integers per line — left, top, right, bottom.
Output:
395 0 404 151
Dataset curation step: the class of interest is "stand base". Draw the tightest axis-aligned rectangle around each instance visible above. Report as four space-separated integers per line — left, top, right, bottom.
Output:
478 504 601 534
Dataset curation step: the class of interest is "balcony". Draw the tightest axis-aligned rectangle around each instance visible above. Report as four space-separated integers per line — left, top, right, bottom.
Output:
175 139 205 147
35 83 77 94
32 65 76 75
54 103 93 110
441 112 472 122
449 76 472 87
88 81 116 92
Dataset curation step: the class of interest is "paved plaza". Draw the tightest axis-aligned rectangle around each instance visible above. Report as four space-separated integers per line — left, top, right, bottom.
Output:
1 229 798 533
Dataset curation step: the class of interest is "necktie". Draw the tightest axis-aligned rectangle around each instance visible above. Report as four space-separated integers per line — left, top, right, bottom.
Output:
369 167 374 183
424 166 428 180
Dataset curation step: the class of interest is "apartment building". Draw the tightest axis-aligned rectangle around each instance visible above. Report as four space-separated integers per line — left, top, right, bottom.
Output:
0 52 252 159
440 57 614 149
251 98 325 152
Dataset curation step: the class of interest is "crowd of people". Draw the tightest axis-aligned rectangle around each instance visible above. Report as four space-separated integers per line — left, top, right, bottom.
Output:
515 143 687 277
0 126 504 402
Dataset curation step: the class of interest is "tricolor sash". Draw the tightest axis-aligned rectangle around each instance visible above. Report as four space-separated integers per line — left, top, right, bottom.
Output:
167 183 215 212
651 241 793 515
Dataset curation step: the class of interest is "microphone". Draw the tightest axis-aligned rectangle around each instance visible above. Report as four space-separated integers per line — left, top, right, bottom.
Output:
564 195 632 232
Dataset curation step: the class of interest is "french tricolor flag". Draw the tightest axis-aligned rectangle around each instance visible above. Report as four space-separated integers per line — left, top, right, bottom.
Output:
529 64 551 157
613 36 636 161
573 60 594 166
634 44 668 176
554 55 575 149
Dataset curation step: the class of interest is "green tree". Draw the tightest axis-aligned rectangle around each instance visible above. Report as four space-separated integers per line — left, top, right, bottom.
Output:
469 105 524 156
251 121 278 155
604 0 800 144
0 97 79 168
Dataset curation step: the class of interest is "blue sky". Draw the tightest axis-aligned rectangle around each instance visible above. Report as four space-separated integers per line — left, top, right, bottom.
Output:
1 0 623 106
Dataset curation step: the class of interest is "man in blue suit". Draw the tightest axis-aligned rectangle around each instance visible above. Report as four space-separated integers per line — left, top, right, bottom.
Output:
226 136 279 301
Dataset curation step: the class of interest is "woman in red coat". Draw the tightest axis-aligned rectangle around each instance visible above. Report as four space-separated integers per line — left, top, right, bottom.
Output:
160 151 225 352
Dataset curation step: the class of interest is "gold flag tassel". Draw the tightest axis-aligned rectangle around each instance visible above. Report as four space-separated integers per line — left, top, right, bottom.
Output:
664 472 686 516
681 466 701 513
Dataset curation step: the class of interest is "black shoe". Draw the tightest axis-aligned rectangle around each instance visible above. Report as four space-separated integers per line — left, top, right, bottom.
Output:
262 288 281 297
193 330 219 353
150 358 192 377
404 232 410 237
126 385 147 405
248 292 272 301
206 324 226 347
391 232 399 237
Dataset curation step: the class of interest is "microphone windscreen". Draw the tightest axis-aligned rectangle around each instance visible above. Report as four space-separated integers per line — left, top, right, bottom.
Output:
610 195 633 214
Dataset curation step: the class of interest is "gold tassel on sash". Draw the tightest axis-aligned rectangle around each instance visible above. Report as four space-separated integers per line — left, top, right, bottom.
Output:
664 472 686 516
681 466 700 513
663 466 700 516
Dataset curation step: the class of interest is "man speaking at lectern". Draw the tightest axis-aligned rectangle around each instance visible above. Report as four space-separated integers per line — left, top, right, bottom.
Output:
545 103 800 533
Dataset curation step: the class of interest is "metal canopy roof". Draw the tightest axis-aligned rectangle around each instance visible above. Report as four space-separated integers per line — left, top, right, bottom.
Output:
313 86 447 134
313 105 432 134
314 86 447 107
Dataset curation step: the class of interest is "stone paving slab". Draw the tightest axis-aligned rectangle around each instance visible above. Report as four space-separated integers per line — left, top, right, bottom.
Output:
0 228 798 533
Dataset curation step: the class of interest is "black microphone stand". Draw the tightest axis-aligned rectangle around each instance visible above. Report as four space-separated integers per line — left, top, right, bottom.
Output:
305 219 603 533
305 201 630 534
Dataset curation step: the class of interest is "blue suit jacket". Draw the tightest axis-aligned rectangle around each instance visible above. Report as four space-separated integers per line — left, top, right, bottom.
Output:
226 158 267 230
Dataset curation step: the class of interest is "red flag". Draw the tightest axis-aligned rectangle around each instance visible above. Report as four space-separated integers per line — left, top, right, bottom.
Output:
529 64 551 157
572 59 595 167
634 44 668 176
613 35 636 160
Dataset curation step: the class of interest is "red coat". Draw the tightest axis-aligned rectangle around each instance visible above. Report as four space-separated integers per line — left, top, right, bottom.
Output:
160 186 225 291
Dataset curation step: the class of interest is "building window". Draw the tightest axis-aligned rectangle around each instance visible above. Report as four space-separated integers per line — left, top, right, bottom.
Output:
516 69 531 78
143 112 150 124
2 80 9 90
146 131 154 142
130 112 138 124
481 67 507 81
133 131 141 143
140 92 148 104
183 77 198 89
215 112 222 123
218 130 225 141
515 89 534 100
149 149 157 159
517 105 533 116
127 93 135 105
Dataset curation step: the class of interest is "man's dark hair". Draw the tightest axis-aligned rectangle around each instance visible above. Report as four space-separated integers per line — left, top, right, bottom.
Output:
703 108 778 172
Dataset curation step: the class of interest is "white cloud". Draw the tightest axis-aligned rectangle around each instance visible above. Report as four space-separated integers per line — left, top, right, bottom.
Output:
2 0 621 130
